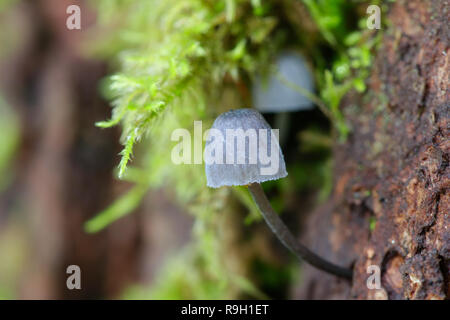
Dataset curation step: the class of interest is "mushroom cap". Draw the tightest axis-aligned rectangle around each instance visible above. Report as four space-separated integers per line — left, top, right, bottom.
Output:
252 52 315 113
205 109 288 188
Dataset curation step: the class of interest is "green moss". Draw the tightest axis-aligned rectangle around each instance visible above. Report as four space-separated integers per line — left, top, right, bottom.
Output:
0 97 19 192
369 216 377 232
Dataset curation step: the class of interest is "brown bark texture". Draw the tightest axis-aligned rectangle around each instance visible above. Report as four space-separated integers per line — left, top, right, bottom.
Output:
295 0 449 300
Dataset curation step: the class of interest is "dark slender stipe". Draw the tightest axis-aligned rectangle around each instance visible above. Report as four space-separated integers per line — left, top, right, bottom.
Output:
248 183 353 279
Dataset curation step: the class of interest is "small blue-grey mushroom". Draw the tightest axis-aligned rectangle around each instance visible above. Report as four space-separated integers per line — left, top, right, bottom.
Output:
204 109 287 188
204 109 353 279
252 51 315 113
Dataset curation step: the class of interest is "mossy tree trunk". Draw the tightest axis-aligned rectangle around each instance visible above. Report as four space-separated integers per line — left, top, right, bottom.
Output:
295 0 449 300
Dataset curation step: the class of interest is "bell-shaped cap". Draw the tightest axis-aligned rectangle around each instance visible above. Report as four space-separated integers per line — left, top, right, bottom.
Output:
252 52 315 113
205 109 287 188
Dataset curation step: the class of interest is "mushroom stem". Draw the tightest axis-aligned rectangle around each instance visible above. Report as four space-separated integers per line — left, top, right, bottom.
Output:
274 112 290 147
248 183 353 279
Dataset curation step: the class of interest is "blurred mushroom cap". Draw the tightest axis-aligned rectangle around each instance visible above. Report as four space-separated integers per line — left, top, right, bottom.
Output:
205 109 287 188
252 52 315 113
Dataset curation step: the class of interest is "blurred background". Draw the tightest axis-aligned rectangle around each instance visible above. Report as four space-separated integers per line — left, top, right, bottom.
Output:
0 0 381 299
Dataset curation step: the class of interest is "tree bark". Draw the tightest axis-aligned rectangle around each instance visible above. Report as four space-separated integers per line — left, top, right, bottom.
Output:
295 0 449 300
